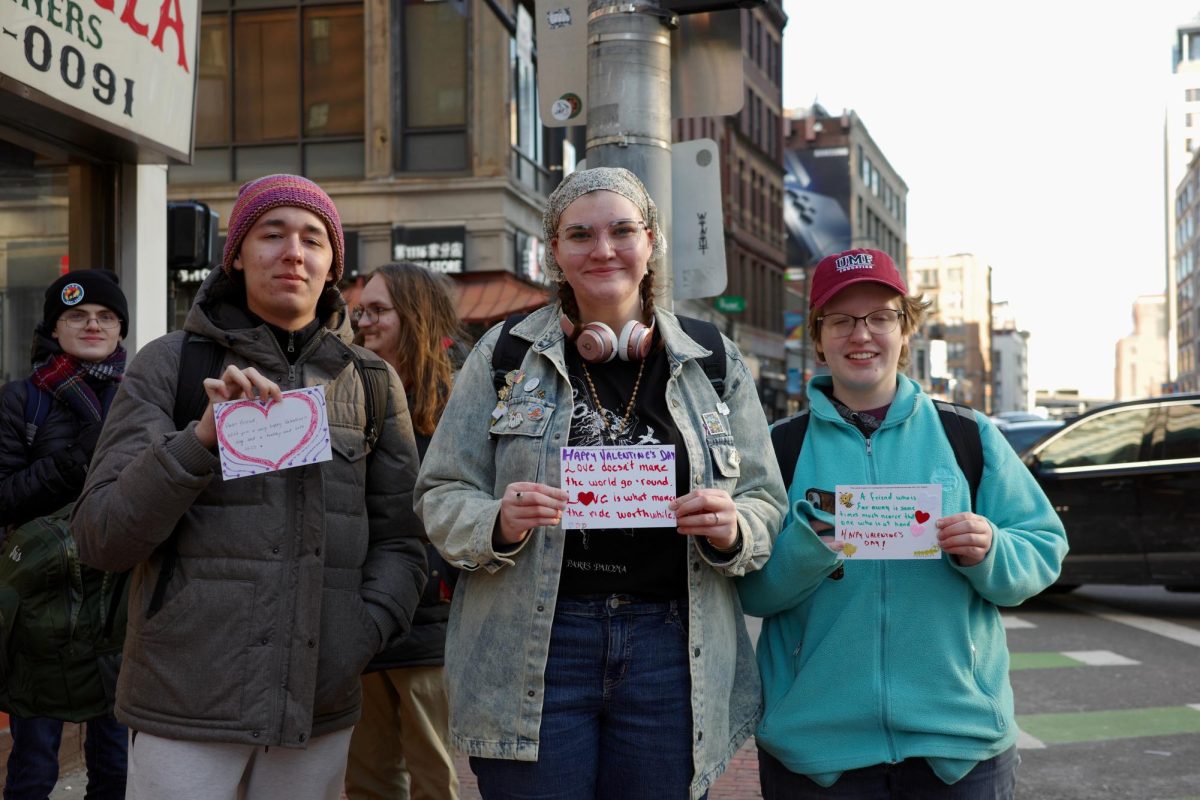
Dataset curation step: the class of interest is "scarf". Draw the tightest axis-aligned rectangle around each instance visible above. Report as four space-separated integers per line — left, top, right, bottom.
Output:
30 347 127 423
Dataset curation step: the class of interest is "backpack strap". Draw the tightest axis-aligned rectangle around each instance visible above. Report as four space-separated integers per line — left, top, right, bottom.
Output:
172 335 225 430
150 335 226 619
22 378 53 448
491 313 532 392
677 316 727 398
933 400 984 512
353 355 390 451
769 410 810 487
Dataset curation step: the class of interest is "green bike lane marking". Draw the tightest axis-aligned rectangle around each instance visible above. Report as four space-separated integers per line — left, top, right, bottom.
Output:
1010 650 1139 670
1016 704 1200 746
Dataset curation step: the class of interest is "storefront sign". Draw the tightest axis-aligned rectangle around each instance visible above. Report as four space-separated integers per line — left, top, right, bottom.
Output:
392 226 466 274
1 0 200 161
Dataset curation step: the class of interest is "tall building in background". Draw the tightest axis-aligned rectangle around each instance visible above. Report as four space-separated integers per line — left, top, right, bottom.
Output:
1164 15 1200 388
1115 295 1169 399
674 1 789 420
909 253 993 413
991 300 1031 415
779 105 908 408
1176 150 1200 392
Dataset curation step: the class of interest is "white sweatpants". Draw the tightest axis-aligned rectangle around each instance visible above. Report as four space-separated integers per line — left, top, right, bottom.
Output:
125 727 353 800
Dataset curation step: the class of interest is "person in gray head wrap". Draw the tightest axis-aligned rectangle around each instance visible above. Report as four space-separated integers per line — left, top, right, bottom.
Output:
413 165 785 800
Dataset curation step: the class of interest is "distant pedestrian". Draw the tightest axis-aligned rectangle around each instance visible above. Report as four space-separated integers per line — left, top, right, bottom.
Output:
345 262 468 800
738 248 1068 799
0 269 131 800
415 167 787 799
70 174 427 800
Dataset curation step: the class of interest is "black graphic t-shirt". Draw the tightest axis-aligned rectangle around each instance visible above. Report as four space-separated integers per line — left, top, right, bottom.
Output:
558 343 691 599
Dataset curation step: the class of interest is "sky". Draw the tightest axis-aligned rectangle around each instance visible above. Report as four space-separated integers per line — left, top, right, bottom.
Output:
780 0 1200 398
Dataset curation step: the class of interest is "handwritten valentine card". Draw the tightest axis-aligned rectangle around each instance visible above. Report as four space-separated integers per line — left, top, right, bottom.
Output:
560 446 676 529
834 484 943 560
215 386 333 480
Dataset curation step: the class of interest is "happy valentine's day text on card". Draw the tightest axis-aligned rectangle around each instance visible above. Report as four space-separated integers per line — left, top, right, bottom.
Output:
215 385 333 480
560 446 677 529
834 484 943 560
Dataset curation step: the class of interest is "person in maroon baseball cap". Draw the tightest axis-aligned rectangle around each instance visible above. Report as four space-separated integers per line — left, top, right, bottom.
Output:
739 247 1066 799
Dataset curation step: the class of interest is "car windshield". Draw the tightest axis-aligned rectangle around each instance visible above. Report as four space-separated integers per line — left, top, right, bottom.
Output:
1001 423 1062 455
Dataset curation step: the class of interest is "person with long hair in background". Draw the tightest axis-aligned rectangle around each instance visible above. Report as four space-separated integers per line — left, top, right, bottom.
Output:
345 263 470 800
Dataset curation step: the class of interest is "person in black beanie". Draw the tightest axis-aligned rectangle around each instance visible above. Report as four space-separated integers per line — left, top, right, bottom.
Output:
0 268 130 800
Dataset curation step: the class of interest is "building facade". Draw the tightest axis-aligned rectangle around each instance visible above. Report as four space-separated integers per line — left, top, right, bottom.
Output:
779 105 908 408
1115 294 1169 399
671 1 789 420
991 300 1030 415
1175 151 1200 392
166 0 589 334
1164 15 1200 388
909 253 992 413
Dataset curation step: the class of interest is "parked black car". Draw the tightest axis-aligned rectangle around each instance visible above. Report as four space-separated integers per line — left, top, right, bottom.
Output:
997 419 1064 456
1022 394 1200 591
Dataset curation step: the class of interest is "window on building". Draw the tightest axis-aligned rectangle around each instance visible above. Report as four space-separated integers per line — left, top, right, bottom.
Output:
172 0 365 184
398 0 468 171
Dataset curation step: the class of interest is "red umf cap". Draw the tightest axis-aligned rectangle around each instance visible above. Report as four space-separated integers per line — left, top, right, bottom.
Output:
809 248 908 310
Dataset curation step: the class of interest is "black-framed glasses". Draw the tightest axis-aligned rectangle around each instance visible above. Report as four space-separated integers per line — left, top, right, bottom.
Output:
59 310 122 330
555 219 648 254
351 305 395 324
817 309 905 338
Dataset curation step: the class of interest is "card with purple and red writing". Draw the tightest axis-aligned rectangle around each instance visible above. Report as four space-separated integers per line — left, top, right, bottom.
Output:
560 446 677 529
834 484 943 560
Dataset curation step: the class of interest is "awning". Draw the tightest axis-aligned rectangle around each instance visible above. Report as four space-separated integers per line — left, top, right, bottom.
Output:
450 270 552 326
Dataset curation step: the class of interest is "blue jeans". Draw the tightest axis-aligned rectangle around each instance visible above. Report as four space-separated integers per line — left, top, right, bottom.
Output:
4 713 128 800
758 745 1019 800
471 595 700 800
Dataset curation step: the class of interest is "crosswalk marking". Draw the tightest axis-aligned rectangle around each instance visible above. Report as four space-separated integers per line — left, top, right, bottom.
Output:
1059 649 1140 666
1050 596 1200 649
1002 614 1036 629
1015 727 1046 749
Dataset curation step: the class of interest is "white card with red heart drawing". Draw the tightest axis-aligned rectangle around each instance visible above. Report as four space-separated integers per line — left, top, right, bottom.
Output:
215 385 333 480
833 484 943 560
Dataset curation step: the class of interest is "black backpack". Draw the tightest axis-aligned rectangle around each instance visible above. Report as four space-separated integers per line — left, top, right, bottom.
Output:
0 384 129 721
490 313 728 397
769 400 984 510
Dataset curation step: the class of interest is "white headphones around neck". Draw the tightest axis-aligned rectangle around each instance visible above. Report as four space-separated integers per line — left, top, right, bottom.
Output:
560 315 655 363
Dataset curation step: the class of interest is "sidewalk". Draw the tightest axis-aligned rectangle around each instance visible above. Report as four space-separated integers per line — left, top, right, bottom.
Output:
44 737 763 799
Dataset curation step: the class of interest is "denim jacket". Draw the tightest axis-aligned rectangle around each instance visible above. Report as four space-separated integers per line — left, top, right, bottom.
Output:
415 305 786 799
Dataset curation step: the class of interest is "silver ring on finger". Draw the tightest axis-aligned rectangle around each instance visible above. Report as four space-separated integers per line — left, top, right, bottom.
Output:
711 512 719 526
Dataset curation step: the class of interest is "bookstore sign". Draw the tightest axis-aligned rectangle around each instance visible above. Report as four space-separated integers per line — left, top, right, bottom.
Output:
392 226 466 274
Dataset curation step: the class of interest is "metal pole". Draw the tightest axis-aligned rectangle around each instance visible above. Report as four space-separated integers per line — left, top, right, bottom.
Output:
586 0 675 305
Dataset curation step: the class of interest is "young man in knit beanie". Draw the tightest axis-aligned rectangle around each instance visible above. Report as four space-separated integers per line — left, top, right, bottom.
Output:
72 175 427 799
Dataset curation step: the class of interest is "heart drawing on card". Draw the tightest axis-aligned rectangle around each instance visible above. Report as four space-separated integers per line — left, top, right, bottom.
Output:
577 491 597 506
216 393 320 471
914 510 930 524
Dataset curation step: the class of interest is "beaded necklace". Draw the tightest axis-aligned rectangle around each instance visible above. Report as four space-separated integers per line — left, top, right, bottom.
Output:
580 357 647 443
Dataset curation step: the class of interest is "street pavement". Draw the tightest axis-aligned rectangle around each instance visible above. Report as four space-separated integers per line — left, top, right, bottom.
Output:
43 586 1200 799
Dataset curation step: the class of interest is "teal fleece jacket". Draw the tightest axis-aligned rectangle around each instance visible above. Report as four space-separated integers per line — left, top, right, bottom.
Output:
738 375 1067 786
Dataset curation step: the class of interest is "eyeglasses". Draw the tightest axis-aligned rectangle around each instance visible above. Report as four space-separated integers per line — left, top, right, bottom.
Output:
59 310 122 330
818 309 905 338
555 220 648 255
351 305 394 325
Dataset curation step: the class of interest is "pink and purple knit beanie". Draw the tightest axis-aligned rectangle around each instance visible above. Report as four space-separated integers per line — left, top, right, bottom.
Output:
221 174 345 282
